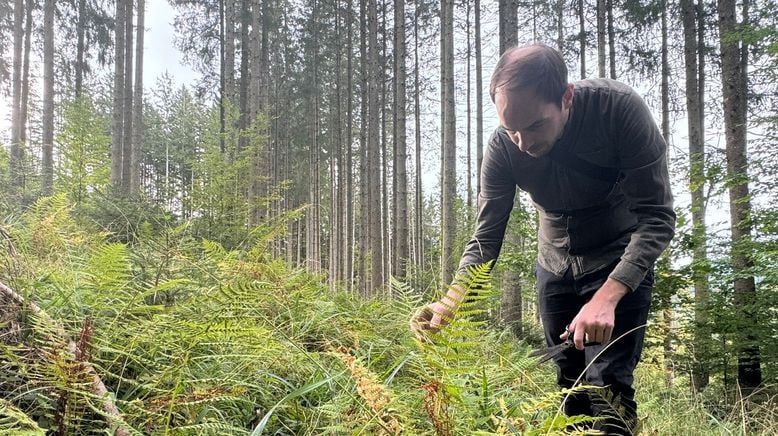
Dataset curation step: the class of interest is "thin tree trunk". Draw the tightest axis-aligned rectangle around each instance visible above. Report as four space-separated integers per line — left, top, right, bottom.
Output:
596 0 605 77
465 0 473 221
238 0 250 151
345 0 354 290
334 0 343 287
20 0 32 163
718 0 761 390
307 0 322 272
10 0 24 192
498 0 517 54
556 0 564 52
393 0 408 279
498 0 522 327
475 0 483 197
111 0 126 189
130 0 145 195
681 0 710 392
42 0 54 195
121 0 134 192
578 0 586 79
368 0 383 291
606 0 616 79
413 0 423 275
75 0 86 97
225 0 236 105
358 0 368 293
440 0 455 286
380 0 389 284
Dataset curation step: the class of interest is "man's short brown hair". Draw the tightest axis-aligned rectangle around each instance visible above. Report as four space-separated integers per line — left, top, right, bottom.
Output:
489 43 568 106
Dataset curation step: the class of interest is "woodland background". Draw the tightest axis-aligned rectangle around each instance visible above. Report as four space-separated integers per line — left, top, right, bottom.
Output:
0 0 777 434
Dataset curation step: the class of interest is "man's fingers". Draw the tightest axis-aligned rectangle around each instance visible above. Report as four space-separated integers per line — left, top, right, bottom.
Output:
560 321 575 340
603 326 613 344
573 324 586 350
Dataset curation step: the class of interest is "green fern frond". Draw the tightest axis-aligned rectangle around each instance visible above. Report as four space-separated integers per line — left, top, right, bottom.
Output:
0 399 45 435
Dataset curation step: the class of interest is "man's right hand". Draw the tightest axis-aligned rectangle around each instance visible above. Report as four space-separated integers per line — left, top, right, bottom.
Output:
410 294 461 342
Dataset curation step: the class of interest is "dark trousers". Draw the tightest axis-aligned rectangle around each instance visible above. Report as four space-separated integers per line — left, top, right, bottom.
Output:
536 261 652 435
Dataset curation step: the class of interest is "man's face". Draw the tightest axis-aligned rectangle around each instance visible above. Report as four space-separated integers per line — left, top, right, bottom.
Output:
495 84 574 158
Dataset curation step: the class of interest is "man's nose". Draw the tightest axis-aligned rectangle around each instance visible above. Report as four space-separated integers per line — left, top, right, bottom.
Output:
510 131 530 152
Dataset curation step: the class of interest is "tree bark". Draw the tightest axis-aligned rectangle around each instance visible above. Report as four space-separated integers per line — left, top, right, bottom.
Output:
413 0 423 276
75 0 87 97
578 0 586 79
606 0 616 79
368 0 383 291
19 0 32 165
121 0 134 192
718 0 761 390
681 0 710 392
130 0 145 195
475 0 484 198
111 0 126 189
596 0 606 77
393 0 408 279
10 0 25 192
345 0 354 290
440 0 456 287
42 0 55 195
498 0 517 54
358 0 368 293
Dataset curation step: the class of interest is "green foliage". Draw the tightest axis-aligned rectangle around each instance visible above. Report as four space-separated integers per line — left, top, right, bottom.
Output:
1 197 776 435
56 95 111 203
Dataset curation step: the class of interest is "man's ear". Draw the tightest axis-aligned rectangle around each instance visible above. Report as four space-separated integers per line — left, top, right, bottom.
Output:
562 83 575 109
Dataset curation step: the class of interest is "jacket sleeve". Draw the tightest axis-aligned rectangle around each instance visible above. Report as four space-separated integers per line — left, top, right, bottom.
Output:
457 131 517 276
608 89 676 290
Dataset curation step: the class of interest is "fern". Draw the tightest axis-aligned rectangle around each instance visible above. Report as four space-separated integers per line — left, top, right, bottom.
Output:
0 399 45 435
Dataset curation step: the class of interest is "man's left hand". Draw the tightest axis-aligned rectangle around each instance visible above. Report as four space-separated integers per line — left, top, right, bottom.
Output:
560 278 629 350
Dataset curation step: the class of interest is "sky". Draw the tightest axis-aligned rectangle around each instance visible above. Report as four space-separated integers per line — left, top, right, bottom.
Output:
0 1 197 142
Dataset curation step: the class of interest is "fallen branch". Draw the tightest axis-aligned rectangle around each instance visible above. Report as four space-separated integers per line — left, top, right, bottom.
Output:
0 281 131 436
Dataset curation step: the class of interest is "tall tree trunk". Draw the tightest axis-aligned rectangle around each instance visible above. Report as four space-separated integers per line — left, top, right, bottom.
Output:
10 0 24 192
42 0 55 195
556 0 564 52
413 0 423 275
681 0 710 392
440 0 456 286
238 0 250 151
578 0 586 78
111 0 126 189
368 0 383 291
465 0 473 220
475 0 483 199
358 0 369 293
20 0 32 173
596 0 605 77
130 0 145 195
122 0 134 192
718 0 761 390
393 0 408 279
333 0 343 287
606 0 616 79
307 0 322 272
345 0 354 290
75 0 87 97
496 15 523 329
225 0 236 104
498 0 517 54
380 0 390 284
248 0 261 225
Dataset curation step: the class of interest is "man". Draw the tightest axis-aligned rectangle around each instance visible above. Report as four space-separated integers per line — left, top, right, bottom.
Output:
413 43 675 434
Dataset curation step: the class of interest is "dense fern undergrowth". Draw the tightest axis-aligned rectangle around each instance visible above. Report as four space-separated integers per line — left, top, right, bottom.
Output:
0 195 773 435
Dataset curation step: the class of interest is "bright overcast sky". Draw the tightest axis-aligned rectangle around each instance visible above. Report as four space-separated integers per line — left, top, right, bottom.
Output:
1 1 197 141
